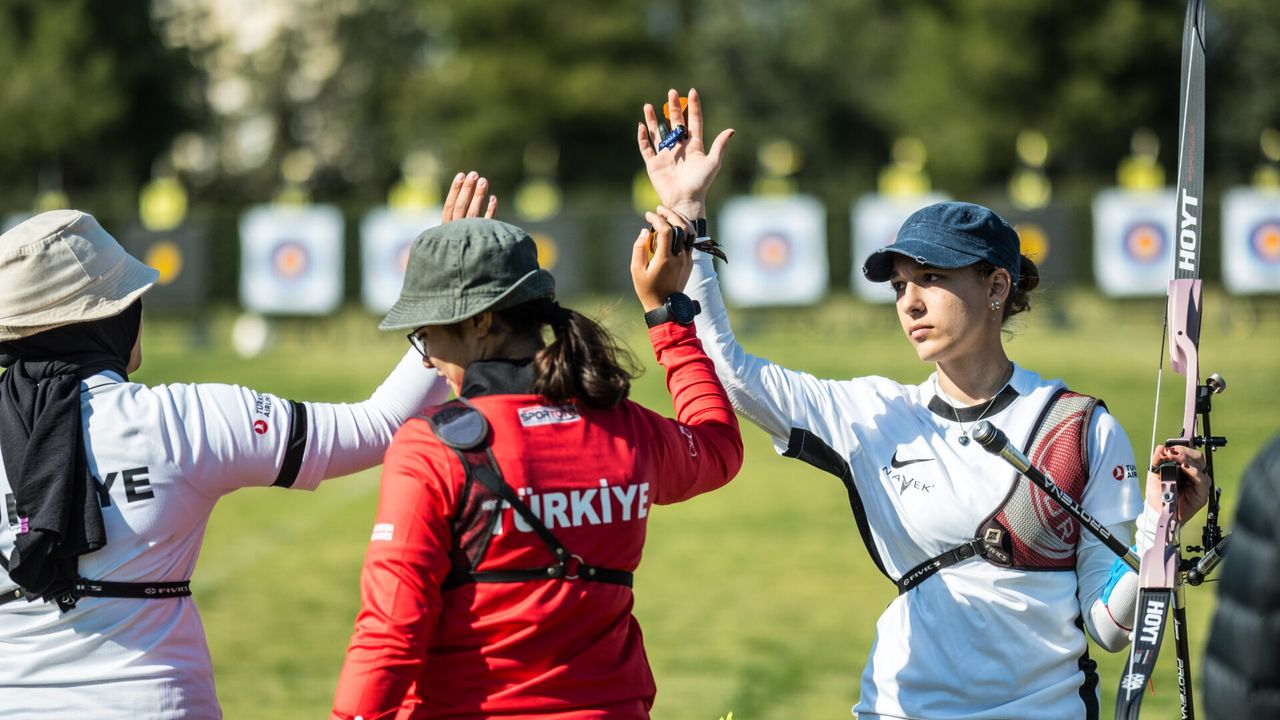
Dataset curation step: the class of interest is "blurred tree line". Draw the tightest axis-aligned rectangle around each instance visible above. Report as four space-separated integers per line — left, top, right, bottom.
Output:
0 0 1276 221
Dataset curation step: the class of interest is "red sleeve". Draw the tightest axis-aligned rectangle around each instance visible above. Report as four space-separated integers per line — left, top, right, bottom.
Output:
330 422 456 720
644 322 744 505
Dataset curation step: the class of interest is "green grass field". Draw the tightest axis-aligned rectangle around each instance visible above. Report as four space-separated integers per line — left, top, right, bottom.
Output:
133 289 1280 719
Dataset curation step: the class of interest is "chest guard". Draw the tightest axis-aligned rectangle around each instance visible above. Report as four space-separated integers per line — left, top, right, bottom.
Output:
976 390 1100 569
423 399 632 590
896 389 1101 593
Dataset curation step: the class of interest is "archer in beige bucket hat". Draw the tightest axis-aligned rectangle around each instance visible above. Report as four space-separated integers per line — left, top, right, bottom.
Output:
0 210 159 341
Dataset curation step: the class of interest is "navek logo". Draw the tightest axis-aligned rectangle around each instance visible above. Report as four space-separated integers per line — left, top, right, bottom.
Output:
884 449 936 496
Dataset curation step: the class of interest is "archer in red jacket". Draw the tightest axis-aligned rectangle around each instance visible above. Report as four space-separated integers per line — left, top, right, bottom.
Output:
331 194 743 719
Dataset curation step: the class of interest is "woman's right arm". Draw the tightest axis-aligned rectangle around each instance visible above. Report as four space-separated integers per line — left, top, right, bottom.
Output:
178 171 503 496
638 88 830 442
686 251 827 440
630 212 742 504
167 350 449 497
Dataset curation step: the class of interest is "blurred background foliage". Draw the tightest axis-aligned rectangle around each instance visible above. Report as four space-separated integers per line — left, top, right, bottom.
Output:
0 0 1276 272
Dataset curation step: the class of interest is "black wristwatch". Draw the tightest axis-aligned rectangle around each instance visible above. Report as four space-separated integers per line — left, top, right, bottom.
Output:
692 217 708 238
644 292 701 328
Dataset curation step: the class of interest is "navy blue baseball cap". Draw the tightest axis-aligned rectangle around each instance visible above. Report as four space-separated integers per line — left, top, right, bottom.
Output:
862 201 1022 284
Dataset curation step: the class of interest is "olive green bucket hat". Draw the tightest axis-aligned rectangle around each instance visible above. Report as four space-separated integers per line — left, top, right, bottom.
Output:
379 218 556 330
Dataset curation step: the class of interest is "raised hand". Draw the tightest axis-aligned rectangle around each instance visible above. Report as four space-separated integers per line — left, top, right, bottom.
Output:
637 88 735 222
631 206 695 312
441 171 498 223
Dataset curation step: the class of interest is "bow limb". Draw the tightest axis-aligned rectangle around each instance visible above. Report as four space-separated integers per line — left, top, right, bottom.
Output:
1119 3 1209 719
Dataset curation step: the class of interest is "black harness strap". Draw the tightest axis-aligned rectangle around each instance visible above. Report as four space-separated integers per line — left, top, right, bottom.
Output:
896 539 986 594
426 399 632 590
0 545 190 610
451 459 632 587
69 578 191 600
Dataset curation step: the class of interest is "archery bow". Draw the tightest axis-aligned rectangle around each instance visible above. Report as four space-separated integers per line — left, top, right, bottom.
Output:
1116 2 1230 718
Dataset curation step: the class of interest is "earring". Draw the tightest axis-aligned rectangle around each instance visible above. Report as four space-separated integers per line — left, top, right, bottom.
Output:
991 299 1001 311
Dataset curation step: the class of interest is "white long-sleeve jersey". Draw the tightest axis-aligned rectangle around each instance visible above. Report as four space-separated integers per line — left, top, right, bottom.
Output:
0 349 449 719
686 254 1144 720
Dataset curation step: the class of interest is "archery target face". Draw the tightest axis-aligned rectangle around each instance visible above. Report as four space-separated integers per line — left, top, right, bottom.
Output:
1122 222 1167 265
1091 188 1175 297
720 195 827 307
271 240 311 281
360 206 441 314
124 226 207 307
753 232 792 273
1223 187 1280 294
239 204 344 315
1249 220 1280 264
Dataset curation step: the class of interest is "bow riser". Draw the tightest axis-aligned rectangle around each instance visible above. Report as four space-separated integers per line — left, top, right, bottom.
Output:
1166 278 1203 444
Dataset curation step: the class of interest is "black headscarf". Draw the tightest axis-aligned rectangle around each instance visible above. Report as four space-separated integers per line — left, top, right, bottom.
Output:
0 300 142 602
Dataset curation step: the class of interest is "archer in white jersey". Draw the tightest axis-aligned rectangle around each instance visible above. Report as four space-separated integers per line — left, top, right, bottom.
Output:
0 206 478 719
635 88 1212 720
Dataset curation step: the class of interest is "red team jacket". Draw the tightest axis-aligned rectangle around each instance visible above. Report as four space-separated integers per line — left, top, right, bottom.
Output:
331 323 743 719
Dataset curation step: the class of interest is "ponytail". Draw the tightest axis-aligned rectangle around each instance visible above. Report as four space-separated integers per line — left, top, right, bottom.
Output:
494 299 638 409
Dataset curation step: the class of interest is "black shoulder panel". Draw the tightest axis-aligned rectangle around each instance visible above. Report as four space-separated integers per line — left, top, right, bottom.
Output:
424 399 491 451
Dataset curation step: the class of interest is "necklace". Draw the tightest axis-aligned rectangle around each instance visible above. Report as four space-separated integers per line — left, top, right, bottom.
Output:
934 368 1013 446
951 395 999 446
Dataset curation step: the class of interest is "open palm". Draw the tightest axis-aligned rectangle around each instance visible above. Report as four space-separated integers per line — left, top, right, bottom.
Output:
637 88 735 219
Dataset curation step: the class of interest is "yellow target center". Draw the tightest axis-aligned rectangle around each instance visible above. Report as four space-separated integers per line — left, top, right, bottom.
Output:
532 232 559 270
1014 223 1050 263
144 240 184 286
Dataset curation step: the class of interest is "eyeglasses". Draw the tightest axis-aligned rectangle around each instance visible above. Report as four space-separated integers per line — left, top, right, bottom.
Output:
406 329 427 357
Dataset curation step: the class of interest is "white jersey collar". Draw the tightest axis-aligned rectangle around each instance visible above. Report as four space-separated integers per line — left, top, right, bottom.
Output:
922 362 1033 422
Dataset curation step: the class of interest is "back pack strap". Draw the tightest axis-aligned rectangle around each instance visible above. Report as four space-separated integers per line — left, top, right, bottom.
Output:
424 399 633 590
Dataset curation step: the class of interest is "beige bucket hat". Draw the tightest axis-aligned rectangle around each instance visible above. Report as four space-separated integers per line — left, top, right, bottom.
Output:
0 210 159 341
